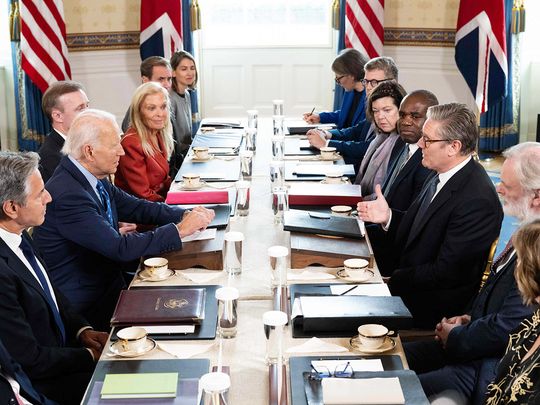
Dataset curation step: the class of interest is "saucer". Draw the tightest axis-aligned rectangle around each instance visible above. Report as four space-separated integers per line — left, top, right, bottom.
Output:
320 177 350 185
178 180 207 191
318 153 341 161
190 154 214 162
109 338 157 358
336 268 374 283
349 336 396 354
137 268 176 282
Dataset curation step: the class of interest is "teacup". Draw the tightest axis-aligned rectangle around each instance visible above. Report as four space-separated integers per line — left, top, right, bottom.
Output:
143 257 169 278
324 169 343 184
320 146 337 160
193 146 210 160
331 205 353 217
343 258 369 278
117 327 148 352
357 324 389 349
182 173 201 188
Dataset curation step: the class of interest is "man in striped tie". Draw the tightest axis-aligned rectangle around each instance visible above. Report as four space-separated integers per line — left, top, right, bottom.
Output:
0 151 109 404
403 142 540 404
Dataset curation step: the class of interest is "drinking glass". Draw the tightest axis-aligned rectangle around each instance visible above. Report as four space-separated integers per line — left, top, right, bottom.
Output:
223 231 244 274
263 311 288 365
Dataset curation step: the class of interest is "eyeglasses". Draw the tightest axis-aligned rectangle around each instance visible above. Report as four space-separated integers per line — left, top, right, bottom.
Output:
421 136 451 148
310 362 354 380
334 75 346 84
361 78 392 88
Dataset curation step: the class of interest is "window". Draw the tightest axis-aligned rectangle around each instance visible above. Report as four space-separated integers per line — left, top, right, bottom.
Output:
199 0 332 48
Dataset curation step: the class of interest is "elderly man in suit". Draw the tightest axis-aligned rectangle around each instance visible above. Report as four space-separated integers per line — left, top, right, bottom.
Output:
38 81 89 183
404 142 540 404
357 103 503 328
33 109 214 331
0 151 108 404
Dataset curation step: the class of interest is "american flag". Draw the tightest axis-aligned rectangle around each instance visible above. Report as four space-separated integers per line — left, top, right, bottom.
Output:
140 0 183 60
345 0 384 58
455 0 507 113
19 0 71 93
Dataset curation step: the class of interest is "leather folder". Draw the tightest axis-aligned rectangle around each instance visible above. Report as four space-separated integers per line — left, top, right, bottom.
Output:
283 209 363 239
290 295 413 338
166 190 229 205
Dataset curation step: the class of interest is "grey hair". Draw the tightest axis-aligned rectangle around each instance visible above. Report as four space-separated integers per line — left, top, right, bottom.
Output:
0 151 40 220
364 56 399 80
62 109 119 159
426 103 478 155
503 142 540 192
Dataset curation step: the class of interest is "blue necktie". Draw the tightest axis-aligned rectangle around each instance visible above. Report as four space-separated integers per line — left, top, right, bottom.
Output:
410 175 440 234
19 238 66 344
96 181 114 226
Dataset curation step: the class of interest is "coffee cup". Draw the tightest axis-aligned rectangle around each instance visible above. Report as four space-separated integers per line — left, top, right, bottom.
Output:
143 257 169 278
325 169 343 184
182 173 201 188
343 258 369 277
320 146 337 160
117 327 148 352
193 146 210 160
357 324 389 349
331 205 353 217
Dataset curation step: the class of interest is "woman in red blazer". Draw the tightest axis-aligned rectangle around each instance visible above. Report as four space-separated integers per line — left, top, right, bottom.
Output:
115 82 174 202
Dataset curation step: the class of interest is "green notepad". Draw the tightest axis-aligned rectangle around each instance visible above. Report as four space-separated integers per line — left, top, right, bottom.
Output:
101 372 178 399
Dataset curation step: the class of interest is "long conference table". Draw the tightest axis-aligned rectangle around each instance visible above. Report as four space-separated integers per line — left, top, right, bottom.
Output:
83 118 410 404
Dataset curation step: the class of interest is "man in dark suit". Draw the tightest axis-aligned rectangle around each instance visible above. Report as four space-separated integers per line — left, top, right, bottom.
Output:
33 109 214 331
357 103 503 328
0 151 108 404
404 142 540 404
38 81 89 183
370 90 437 275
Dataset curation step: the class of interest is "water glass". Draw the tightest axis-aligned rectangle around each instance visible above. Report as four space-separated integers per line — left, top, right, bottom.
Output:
272 115 285 136
216 287 239 338
239 150 253 179
223 231 244 275
272 99 284 116
268 246 289 287
200 372 230 405
247 109 258 129
270 160 285 190
235 180 250 216
272 186 289 224
271 135 285 160
263 311 288 365
245 128 257 152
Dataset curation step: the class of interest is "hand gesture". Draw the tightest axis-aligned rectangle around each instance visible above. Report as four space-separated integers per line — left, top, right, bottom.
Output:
356 185 391 224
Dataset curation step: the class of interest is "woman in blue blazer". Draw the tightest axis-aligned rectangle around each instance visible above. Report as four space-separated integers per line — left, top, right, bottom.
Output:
303 48 368 129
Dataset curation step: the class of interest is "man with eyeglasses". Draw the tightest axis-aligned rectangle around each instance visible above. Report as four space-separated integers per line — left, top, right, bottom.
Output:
307 56 398 170
357 103 503 329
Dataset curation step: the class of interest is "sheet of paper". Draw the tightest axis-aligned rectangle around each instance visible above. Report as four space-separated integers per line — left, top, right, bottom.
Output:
287 337 347 354
199 172 226 180
293 164 355 176
330 284 391 296
312 359 384 372
181 228 216 243
322 377 405 404
291 298 303 319
140 325 196 334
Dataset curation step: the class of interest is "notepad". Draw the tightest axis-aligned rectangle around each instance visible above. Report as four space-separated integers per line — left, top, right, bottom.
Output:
101 372 178 399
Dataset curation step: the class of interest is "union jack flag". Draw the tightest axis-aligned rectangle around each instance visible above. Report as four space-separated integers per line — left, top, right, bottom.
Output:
140 0 183 60
345 0 384 58
455 0 507 113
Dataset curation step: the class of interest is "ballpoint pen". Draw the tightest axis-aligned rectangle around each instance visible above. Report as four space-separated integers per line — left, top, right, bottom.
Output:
309 107 315 117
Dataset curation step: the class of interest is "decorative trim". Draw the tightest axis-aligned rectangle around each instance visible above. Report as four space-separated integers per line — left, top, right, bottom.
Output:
384 28 455 47
66 28 456 52
67 31 139 52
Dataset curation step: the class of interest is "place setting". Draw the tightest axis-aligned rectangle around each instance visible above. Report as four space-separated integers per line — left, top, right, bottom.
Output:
317 146 342 161
189 147 214 162
349 324 397 354
335 258 375 283
133 257 178 283
107 327 157 358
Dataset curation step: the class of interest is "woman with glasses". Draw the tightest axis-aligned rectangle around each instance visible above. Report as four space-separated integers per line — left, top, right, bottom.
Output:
303 49 368 129
484 220 540 404
115 82 174 202
354 80 407 199
169 50 198 175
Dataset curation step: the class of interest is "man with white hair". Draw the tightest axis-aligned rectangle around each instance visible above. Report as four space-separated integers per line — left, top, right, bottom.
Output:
33 109 214 331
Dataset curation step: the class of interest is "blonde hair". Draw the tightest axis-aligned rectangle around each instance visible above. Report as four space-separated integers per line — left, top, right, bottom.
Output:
129 82 174 158
514 219 540 305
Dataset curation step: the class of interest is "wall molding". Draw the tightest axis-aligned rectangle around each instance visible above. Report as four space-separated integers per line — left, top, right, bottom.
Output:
67 28 455 52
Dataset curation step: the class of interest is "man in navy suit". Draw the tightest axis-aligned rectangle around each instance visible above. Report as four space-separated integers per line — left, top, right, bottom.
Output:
33 109 214 331
370 90 437 275
306 56 399 169
38 81 89 183
0 151 108 404
404 142 540 404
357 103 503 328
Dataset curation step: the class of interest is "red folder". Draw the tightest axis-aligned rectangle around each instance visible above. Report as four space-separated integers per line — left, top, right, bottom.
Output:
288 183 362 206
166 190 229 205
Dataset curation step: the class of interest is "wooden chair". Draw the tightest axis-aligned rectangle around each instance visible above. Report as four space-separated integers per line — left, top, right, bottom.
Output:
479 237 499 290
